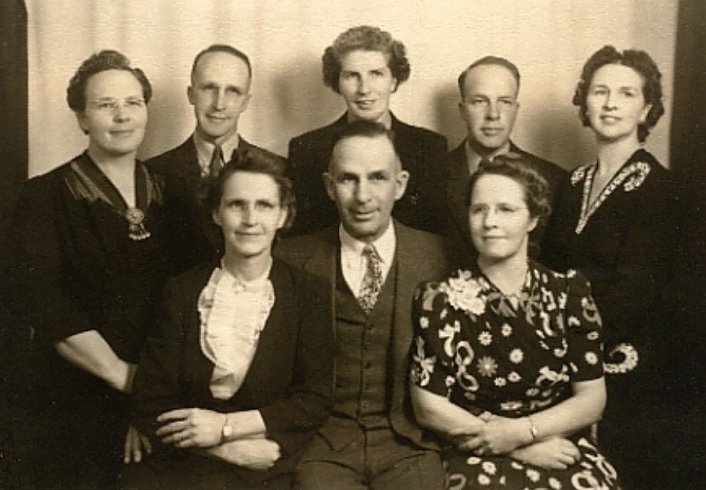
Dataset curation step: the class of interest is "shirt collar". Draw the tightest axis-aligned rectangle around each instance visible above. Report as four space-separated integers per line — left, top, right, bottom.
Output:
465 139 512 175
338 221 396 264
193 131 240 171
217 258 272 291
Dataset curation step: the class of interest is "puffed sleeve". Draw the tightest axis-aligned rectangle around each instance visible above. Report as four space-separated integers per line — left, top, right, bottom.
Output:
410 280 457 398
564 270 605 382
131 276 188 440
257 269 334 456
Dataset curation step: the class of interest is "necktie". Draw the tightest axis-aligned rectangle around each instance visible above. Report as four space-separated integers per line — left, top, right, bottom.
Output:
358 244 383 313
209 144 223 177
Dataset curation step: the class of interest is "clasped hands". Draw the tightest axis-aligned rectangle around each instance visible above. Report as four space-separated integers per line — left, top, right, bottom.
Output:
450 412 580 470
154 408 280 471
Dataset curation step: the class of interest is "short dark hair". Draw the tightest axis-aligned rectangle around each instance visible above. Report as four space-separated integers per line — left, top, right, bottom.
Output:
66 50 152 112
329 120 400 171
573 45 664 143
467 153 551 250
322 26 410 93
457 56 521 98
206 149 295 231
191 44 252 81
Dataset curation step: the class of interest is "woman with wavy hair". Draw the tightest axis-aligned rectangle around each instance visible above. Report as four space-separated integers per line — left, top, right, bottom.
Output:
543 46 677 489
411 155 619 489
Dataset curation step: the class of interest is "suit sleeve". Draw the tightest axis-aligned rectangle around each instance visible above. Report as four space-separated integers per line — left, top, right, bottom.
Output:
288 136 325 235
258 270 334 456
131 277 188 440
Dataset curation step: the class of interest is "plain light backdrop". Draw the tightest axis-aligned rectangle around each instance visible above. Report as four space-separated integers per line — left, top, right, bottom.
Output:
27 0 677 176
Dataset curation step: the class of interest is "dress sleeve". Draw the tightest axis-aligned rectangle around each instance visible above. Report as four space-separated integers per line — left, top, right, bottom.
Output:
564 270 605 382
13 175 94 345
131 276 188 440
258 271 334 456
410 280 457 397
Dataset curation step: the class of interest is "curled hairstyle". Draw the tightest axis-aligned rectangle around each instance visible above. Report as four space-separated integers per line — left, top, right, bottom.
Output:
191 44 252 81
573 45 664 142
329 119 400 171
66 50 152 112
466 153 551 249
322 25 410 93
206 149 296 232
457 56 521 98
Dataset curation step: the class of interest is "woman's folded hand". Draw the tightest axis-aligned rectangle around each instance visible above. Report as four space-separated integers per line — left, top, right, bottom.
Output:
510 437 580 470
156 408 226 448
219 439 281 470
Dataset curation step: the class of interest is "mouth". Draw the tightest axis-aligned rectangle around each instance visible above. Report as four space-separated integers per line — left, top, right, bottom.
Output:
351 209 377 221
481 127 504 136
600 115 620 123
110 129 135 137
354 100 376 109
206 114 230 123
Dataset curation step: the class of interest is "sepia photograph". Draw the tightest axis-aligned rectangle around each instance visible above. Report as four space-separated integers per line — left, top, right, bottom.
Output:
1 1 704 488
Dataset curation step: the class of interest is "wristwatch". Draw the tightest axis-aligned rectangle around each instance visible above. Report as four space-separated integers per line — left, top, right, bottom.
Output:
221 416 233 442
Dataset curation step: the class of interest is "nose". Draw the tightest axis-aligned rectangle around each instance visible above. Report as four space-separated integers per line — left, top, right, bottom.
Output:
354 180 371 203
241 205 257 226
113 103 130 122
482 207 498 227
486 101 500 120
357 75 371 95
603 91 617 110
213 89 226 110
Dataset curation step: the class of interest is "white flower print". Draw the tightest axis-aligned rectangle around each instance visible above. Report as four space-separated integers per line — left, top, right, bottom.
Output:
478 331 492 346
585 351 598 365
419 316 429 329
481 461 497 475
526 468 540 482
439 321 461 357
509 348 524 364
526 387 540 397
500 400 523 411
445 375 455 388
554 348 566 358
466 456 482 465
508 371 521 383
587 331 599 341
501 324 512 337
477 356 498 377
477 474 491 486
510 461 523 470
549 476 562 489
494 377 506 387
440 270 486 317
411 337 435 387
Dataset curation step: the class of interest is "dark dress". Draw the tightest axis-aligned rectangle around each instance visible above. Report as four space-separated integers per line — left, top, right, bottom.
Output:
542 149 677 489
122 259 334 489
6 153 169 489
411 261 619 489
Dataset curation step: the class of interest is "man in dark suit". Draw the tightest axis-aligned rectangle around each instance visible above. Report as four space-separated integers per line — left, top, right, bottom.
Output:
447 56 567 263
276 121 449 490
288 26 447 236
147 44 285 272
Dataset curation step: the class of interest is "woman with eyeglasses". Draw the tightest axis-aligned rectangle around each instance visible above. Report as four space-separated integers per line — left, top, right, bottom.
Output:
409 155 619 489
6 50 169 488
542 46 677 489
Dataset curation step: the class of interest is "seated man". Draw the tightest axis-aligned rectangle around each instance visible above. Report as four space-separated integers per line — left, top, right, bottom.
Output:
288 25 447 235
276 120 450 490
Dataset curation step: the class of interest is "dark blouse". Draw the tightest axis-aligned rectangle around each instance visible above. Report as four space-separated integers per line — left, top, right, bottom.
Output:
542 149 677 358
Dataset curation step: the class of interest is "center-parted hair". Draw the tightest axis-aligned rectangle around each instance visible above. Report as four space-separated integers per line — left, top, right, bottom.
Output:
66 49 152 113
466 153 551 229
322 25 411 93
207 148 295 231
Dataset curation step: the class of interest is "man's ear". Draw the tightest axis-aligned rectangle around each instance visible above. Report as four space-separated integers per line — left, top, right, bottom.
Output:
212 208 222 226
394 170 410 201
187 85 195 105
323 172 336 202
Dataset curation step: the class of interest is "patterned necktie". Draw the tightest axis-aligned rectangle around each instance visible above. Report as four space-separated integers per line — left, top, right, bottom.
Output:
358 244 383 313
209 144 223 177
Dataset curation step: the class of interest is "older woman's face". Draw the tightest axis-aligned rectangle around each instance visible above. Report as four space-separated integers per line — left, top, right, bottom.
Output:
212 171 287 260
78 69 147 158
469 174 537 263
585 64 651 144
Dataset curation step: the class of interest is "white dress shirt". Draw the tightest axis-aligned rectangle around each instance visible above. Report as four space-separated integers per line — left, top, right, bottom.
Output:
339 221 396 297
193 132 240 177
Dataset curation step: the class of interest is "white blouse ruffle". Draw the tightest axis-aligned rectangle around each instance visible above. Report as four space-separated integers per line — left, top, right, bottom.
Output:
198 265 275 399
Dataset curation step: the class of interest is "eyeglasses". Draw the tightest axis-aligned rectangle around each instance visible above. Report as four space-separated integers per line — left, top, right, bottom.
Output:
469 203 528 218
88 97 146 113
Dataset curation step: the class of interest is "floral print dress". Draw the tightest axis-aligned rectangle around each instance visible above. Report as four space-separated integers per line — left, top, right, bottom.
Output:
411 260 620 489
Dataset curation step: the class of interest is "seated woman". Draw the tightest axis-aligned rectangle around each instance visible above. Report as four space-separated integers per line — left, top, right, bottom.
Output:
122 152 334 489
6 50 169 489
410 155 619 489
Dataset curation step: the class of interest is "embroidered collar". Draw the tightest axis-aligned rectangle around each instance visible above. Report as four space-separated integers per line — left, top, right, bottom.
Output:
571 160 651 234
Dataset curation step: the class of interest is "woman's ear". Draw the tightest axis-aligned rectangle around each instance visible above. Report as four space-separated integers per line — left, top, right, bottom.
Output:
212 208 222 226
